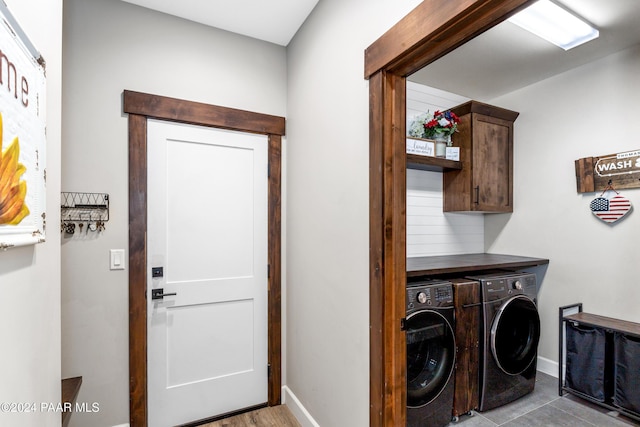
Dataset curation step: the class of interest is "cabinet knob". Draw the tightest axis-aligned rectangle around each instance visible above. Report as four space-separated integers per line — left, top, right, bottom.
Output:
474 186 480 205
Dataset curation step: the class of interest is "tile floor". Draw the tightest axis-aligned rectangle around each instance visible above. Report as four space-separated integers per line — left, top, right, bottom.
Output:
453 372 640 427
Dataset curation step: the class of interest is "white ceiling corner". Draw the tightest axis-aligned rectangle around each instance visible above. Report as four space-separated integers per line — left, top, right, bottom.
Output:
118 0 640 100
120 0 320 46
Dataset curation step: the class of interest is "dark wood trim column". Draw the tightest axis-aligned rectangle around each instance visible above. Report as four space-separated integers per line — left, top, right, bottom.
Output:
369 71 407 427
268 134 282 406
128 112 148 427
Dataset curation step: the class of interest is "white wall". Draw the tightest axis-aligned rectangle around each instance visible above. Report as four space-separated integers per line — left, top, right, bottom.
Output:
486 44 640 364
0 1 62 427
61 1 287 425
286 0 421 425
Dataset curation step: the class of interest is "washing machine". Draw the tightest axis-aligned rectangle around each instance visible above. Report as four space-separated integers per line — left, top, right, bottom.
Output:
405 280 456 427
469 272 540 412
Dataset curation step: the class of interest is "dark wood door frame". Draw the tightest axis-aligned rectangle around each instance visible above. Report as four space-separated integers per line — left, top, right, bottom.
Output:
124 90 285 427
365 1 535 425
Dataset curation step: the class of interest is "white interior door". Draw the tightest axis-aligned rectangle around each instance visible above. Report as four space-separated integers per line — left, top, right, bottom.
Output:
147 119 268 427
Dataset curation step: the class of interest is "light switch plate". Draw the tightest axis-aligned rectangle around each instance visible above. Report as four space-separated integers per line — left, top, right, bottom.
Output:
110 249 125 270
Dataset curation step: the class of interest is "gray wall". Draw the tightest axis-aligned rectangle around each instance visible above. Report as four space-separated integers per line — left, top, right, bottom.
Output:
286 0 421 425
0 1 62 426
487 44 640 364
61 0 286 425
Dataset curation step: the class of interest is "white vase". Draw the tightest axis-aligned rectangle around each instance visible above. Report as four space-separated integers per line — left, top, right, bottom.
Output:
432 134 450 158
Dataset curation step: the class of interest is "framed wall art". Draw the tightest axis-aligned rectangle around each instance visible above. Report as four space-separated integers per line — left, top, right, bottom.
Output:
0 3 46 249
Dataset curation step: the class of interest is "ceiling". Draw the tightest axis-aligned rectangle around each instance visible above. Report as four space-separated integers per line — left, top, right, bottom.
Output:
120 1 640 99
409 0 640 100
120 0 319 46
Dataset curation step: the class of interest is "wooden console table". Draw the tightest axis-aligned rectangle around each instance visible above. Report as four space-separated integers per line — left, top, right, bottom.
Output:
559 304 640 422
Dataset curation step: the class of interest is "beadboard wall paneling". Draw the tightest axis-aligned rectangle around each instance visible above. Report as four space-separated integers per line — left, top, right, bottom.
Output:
406 82 482 258
406 81 469 123
407 169 484 257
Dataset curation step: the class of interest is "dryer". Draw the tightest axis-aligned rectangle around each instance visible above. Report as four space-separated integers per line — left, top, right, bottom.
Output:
405 280 456 427
469 272 540 412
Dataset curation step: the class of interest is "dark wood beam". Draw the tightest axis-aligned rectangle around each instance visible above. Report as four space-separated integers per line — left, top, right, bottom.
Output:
364 0 536 79
123 90 285 136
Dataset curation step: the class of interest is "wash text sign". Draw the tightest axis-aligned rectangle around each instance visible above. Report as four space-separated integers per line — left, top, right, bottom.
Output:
575 149 640 193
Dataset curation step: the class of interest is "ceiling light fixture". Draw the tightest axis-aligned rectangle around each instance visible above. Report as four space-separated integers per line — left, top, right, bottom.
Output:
508 0 599 50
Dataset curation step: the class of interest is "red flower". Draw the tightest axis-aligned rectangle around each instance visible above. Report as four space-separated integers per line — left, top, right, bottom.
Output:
425 119 438 129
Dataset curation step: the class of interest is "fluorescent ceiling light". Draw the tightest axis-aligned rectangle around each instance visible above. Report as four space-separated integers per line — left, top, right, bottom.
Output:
508 0 599 50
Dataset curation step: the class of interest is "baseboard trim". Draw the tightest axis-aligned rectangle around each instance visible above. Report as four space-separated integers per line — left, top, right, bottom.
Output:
537 355 559 378
117 361 556 427
282 386 320 427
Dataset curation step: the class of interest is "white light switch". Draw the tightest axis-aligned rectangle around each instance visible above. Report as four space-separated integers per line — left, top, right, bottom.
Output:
110 249 125 270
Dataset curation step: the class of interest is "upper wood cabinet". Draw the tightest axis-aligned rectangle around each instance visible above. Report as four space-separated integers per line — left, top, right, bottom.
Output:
443 101 519 212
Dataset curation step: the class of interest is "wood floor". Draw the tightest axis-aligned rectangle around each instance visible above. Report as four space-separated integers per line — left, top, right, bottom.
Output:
199 405 301 427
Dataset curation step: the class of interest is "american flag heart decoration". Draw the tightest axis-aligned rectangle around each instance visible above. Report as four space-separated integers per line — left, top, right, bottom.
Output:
590 194 632 224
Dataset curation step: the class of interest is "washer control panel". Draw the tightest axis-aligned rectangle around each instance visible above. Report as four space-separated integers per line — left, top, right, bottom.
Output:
470 272 537 301
406 280 453 311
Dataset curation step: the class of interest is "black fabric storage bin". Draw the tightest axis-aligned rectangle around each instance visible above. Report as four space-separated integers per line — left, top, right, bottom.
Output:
614 332 640 415
565 322 608 402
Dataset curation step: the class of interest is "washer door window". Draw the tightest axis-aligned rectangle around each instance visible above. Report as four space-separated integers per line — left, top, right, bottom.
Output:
491 295 540 375
406 310 455 407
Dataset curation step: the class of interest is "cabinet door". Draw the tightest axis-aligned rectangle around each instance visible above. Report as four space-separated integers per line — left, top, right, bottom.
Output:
472 114 513 212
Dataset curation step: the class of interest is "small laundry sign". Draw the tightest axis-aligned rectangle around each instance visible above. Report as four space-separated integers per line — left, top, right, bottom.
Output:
575 149 640 193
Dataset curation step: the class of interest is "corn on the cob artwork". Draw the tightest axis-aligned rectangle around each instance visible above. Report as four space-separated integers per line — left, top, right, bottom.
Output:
0 113 29 225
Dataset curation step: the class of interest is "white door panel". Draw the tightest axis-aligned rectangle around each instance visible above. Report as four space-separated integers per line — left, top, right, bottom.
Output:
147 119 268 426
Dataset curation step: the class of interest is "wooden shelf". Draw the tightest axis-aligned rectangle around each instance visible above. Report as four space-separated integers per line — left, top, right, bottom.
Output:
406 253 549 277
407 154 462 172
61 376 82 427
564 312 640 338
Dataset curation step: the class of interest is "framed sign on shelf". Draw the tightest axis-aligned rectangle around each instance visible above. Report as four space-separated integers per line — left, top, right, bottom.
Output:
0 3 47 249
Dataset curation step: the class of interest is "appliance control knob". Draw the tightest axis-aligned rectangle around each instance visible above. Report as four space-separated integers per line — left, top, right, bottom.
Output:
513 280 523 290
417 292 428 304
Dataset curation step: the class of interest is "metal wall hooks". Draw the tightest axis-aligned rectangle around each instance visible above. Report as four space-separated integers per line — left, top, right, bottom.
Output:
61 220 106 235
61 192 109 237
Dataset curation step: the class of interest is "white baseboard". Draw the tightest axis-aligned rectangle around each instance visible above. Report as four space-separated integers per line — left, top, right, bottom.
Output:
282 385 320 427
537 355 559 378
117 362 557 427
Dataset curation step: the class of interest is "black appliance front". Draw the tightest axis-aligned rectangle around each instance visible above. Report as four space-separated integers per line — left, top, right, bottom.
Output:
474 273 541 412
406 281 456 427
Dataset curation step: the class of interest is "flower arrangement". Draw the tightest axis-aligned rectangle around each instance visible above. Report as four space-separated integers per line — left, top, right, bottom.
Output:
408 110 460 141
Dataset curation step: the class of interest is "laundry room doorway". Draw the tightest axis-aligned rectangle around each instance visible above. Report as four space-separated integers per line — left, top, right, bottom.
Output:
125 91 285 426
365 1 536 426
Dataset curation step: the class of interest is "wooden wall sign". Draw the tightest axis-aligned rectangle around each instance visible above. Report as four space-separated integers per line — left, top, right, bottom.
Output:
0 3 47 249
575 149 640 193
